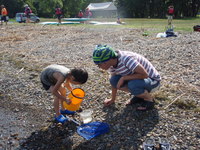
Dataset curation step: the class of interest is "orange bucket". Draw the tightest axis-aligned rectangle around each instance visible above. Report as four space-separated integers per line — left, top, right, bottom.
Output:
63 88 85 111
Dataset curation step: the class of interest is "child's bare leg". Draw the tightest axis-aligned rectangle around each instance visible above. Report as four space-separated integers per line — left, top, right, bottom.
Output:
49 85 64 116
58 86 66 110
118 86 134 105
136 90 153 101
54 96 61 117
137 91 154 110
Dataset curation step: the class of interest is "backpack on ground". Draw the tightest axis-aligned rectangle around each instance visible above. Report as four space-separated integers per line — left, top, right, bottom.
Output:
165 28 177 37
193 25 200 32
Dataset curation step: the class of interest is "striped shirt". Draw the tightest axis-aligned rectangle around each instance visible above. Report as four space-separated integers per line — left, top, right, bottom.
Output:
109 50 161 81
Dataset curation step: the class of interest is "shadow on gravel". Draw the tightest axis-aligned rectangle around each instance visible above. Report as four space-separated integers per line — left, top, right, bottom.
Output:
74 104 159 150
17 105 159 150
18 121 76 150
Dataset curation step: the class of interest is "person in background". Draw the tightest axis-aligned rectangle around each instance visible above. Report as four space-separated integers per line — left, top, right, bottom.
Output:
92 45 161 111
55 6 62 24
40 64 88 123
24 4 32 23
78 10 83 18
84 8 92 18
116 17 122 24
1 5 8 25
167 5 174 25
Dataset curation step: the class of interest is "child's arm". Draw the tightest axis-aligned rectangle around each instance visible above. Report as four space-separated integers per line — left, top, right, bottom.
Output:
64 80 73 92
104 86 117 106
50 72 71 104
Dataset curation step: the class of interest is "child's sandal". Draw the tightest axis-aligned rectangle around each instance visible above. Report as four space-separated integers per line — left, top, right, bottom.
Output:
137 101 154 111
126 97 144 105
131 96 144 104
55 114 68 124
60 109 76 115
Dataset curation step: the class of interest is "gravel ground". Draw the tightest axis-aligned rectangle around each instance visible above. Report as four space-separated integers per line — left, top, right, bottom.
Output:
0 24 200 150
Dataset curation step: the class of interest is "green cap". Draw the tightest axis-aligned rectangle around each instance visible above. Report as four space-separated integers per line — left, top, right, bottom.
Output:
93 45 118 64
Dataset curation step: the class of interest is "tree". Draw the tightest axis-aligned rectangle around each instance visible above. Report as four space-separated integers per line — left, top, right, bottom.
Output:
37 0 63 17
115 0 200 18
1 0 199 18
0 0 24 17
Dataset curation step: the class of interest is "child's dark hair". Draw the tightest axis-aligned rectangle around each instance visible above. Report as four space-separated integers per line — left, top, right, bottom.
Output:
71 68 88 84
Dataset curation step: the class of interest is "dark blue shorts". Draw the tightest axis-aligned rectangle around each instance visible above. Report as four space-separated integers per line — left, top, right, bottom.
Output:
110 75 160 96
57 14 62 19
41 80 50 91
1 16 7 22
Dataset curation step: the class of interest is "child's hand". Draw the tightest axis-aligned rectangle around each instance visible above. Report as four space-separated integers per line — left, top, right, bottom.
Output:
65 99 71 104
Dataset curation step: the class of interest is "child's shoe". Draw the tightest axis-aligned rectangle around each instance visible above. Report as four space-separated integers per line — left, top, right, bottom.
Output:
55 114 68 124
60 109 76 115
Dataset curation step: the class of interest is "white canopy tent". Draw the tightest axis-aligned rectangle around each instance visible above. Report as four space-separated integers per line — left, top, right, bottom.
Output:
87 2 117 17
87 2 117 11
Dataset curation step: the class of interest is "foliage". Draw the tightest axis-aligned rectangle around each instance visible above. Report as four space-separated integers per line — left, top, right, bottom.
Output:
0 0 199 18
0 0 24 17
37 0 63 17
115 0 200 18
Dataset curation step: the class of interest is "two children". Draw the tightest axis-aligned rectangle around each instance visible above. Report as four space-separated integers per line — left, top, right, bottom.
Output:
41 45 161 123
40 64 88 123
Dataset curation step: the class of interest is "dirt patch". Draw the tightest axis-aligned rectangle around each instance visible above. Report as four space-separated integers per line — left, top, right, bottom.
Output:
0 24 200 150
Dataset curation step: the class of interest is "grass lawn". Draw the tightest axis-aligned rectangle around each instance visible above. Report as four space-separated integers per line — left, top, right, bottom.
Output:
91 17 199 33
8 17 200 33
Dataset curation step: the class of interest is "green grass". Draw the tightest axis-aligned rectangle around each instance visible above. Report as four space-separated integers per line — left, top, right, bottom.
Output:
84 17 199 33
8 17 200 33
121 18 199 33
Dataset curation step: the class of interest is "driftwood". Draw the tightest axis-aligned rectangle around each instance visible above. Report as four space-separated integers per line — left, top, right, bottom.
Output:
164 93 186 110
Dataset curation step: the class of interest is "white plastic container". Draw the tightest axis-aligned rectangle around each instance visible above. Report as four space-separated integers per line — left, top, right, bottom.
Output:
80 109 93 124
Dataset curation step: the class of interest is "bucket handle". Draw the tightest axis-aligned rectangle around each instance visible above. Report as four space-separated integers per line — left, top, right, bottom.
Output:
71 88 85 99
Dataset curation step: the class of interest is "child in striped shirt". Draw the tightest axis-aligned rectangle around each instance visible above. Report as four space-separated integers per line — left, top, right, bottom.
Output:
93 45 161 111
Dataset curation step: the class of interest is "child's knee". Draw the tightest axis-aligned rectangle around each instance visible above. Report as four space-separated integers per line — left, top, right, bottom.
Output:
127 80 144 95
110 75 121 88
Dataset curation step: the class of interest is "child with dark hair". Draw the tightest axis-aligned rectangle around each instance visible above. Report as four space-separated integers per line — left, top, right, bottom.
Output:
40 64 88 123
